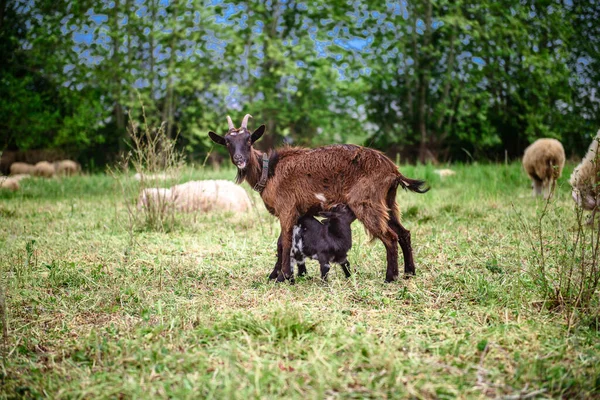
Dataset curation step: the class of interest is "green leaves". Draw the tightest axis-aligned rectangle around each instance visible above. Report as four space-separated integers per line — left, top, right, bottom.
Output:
0 0 596 161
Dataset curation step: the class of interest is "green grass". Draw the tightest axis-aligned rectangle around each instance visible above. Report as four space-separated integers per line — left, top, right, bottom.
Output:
1 163 599 399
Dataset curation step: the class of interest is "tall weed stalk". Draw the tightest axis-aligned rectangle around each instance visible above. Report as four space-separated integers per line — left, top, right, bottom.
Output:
516 184 600 330
110 101 185 234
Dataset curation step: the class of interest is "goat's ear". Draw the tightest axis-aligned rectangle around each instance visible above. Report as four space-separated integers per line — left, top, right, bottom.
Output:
318 211 337 219
208 131 226 146
251 125 265 144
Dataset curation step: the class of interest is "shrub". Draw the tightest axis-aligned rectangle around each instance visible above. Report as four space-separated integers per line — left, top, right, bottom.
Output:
111 103 185 233
517 196 600 330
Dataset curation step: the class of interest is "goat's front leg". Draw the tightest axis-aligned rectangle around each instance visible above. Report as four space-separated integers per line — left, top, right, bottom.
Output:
268 233 283 280
276 214 297 283
340 260 352 278
318 258 331 281
297 260 308 277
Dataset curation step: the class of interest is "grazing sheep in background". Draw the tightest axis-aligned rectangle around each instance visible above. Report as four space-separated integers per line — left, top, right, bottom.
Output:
0 177 19 191
9 162 34 175
434 169 456 178
522 138 565 199
273 204 356 280
138 180 252 213
54 160 81 176
33 161 55 178
570 129 600 219
208 114 429 283
172 180 252 213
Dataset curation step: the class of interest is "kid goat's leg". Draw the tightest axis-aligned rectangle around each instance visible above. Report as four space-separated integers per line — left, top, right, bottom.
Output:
318 257 331 281
270 231 307 279
297 260 308 277
340 260 352 278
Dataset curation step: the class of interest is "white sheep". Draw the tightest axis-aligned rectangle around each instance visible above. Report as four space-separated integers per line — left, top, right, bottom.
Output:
434 169 456 178
0 176 19 191
570 129 600 214
522 138 565 199
54 160 81 176
9 162 34 175
138 180 252 213
33 161 55 178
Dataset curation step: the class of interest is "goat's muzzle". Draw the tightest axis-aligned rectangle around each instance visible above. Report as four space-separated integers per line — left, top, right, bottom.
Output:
233 154 246 169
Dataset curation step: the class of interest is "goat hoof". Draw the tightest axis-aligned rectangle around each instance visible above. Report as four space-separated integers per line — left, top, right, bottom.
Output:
276 272 295 284
384 275 398 283
268 271 279 280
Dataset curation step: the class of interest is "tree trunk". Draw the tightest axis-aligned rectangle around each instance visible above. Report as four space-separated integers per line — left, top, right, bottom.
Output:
435 28 456 132
162 0 178 138
112 0 126 153
258 117 277 151
126 0 134 115
0 0 6 30
149 0 156 97
417 0 433 163
417 77 428 163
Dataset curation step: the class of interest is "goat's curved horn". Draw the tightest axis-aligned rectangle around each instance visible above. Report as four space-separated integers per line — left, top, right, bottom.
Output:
226 115 235 131
241 114 253 129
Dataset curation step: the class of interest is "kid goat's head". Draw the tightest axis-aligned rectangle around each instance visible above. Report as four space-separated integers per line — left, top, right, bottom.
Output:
208 114 265 170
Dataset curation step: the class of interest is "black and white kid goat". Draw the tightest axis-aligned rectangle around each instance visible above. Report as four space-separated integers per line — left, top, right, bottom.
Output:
273 204 356 280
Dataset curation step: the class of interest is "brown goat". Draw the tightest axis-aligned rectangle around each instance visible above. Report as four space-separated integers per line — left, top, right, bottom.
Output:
209 115 429 283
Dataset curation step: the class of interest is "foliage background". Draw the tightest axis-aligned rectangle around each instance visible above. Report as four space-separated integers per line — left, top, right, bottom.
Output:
1 0 599 166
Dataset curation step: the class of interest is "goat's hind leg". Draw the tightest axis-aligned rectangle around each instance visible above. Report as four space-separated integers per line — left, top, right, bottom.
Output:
350 203 400 282
388 218 415 276
385 186 415 278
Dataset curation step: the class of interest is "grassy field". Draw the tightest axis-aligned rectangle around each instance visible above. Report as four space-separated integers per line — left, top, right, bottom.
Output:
1 163 599 399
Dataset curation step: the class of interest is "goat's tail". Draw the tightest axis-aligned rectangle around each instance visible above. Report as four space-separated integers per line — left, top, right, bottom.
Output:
396 174 430 194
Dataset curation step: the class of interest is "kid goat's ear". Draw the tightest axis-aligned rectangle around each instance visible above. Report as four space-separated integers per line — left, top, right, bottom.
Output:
208 131 226 146
251 125 265 144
